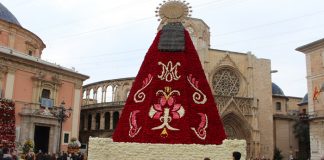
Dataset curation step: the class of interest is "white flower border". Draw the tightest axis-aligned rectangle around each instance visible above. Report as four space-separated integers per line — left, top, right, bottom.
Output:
88 138 246 160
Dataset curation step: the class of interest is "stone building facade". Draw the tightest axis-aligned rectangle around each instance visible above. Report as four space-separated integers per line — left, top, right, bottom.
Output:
297 39 324 160
0 3 89 153
79 17 296 159
272 83 303 159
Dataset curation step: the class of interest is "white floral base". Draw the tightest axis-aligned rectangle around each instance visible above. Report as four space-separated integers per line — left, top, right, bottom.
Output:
88 138 246 160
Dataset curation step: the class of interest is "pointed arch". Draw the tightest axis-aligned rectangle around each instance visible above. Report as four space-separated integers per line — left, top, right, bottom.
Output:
96 87 103 103
82 90 86 99
106 86 113 102
89 89 94 101
222 112 251 140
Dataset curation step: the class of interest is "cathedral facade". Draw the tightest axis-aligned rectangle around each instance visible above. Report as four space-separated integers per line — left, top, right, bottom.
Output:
80 17 304 159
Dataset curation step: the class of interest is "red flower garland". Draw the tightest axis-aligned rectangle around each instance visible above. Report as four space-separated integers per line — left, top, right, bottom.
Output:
0 99 16 148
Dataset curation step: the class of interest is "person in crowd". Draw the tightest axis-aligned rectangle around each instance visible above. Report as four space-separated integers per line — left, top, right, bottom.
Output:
2 147 12 160
320 155 324 160
36 150 43 160
232 151 241 160
10 149 18 160
50 153 56 160
24 149 35 160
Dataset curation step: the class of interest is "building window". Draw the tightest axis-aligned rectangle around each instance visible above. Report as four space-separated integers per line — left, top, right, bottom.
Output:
28 50 33 56
95 113 100 130
41 89 50 99
105 112 110 130
113 111 119 129
276 102 281 111
63 132 70 144
212 68 240 96
40 89 53 108
87 114 92 130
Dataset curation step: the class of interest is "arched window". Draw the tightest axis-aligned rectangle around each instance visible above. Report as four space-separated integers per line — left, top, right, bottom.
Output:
87 114 92 130
82 91 86 99
89 89 94 101
276 102 281 111
106 86 113 102
212 68 240 96
96 87 103 103
113 111 119 129
95 113 100 130
105 112 111 130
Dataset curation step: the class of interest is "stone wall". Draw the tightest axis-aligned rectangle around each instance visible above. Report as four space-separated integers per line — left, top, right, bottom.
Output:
88 138 246 160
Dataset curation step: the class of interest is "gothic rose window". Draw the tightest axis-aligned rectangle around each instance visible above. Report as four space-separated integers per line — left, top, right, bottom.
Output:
212 68 240 96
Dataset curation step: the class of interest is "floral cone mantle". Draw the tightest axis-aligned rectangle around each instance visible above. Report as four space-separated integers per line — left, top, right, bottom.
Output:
113 23 226 144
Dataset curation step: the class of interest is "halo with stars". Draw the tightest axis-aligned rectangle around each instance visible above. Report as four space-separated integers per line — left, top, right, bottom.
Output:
155 0 192 23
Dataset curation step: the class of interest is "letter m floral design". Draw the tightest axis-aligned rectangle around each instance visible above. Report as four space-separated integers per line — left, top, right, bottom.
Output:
158 61 181 82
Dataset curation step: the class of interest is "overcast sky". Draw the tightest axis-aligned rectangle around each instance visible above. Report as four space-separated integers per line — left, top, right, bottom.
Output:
3 0 324 97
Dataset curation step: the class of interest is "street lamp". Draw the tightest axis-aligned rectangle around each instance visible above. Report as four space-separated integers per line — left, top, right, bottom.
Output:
53 101 72 153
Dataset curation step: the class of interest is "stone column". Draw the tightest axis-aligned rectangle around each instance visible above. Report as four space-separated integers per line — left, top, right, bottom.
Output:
86 92 89 105
100 113 105 130
93 91 97 103
91 113 96 130
101 90 105 103
109 111 113 130
103 91 106 102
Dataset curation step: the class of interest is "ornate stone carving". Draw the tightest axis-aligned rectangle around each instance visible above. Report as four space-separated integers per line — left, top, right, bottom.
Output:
212 68 240 96
52 74 60 82
215 96 253 116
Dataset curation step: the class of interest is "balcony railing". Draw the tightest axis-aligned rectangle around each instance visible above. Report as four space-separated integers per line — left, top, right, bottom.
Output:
81 101 126 109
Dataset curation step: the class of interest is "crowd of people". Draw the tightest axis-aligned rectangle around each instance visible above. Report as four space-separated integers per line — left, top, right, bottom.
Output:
0 148 86 160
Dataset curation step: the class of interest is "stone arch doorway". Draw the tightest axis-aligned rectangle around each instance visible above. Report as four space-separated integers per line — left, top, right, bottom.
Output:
222 112 252 157
223 113 250 140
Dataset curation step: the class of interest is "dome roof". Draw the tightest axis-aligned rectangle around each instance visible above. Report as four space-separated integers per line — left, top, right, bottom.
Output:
299 93 308 105
272 82 285 96
0 3 21 26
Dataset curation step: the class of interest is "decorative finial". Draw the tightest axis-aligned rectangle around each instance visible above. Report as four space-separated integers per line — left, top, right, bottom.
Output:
155 0 192 23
